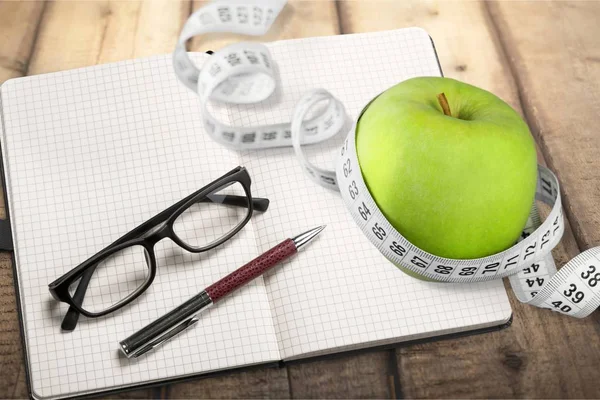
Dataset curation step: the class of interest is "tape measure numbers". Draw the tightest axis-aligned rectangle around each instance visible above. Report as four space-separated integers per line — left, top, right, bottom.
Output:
174 0 600 318
335 107 600 318
173 0 343 152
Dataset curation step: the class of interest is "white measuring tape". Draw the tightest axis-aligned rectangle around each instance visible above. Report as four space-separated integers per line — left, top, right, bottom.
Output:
173 0 600 318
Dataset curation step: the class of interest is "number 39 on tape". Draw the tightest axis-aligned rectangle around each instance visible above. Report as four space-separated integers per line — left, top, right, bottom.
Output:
333 111 600 318
173 0 600 318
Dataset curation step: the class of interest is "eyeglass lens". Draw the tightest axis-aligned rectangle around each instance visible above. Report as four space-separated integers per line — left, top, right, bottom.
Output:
68 245 151 313
67 180 250 313
172 181 250 249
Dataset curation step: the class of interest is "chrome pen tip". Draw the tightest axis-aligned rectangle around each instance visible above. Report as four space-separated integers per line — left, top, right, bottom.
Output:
292 225 326 250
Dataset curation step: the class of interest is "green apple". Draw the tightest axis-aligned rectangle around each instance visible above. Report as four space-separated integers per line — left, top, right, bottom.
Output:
356 77 537 264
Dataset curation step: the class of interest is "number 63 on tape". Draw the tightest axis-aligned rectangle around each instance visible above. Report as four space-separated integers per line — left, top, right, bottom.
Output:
173 0 600 318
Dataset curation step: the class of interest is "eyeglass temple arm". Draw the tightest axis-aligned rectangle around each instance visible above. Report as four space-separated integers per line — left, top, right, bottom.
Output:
61 265 97 331
60 195 270 331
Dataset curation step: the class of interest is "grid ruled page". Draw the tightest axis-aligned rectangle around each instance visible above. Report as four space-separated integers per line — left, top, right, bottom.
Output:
232 29 513 360
0 55 280 399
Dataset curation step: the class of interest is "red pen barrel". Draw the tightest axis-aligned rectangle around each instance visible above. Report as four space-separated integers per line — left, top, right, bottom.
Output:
119 227 323 358
205 238 298 302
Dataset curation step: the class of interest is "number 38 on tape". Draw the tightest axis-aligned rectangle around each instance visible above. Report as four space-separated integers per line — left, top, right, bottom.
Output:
332 105 600 318
173 0 600 318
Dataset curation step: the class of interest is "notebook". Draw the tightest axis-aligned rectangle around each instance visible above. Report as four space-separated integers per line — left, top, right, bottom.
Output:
0 28 512 399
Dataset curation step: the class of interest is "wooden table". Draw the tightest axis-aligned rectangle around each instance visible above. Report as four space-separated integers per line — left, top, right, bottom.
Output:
1 1 599 398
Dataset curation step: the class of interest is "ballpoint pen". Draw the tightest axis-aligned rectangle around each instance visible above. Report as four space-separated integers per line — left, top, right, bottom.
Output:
119 225 326 358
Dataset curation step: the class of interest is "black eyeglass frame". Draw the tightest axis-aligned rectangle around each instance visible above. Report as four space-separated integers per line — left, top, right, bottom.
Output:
48 166 268 325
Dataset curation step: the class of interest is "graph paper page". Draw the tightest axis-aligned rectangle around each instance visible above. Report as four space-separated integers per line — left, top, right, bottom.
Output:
0 54 280 399
233 29 513 360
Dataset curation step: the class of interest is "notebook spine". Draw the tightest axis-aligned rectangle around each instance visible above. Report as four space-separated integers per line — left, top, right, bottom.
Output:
0 89 14 251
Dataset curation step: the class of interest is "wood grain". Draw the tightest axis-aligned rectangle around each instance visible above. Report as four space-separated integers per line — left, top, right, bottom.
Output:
2 0 599 398
189 0 339 52
165 366 290 399
0 1 45 83
0 0 46 220
337 0 519 109
287 351 397 399
0 253 28 399
28 0 190 75
338 0 600 397
487 1 600 251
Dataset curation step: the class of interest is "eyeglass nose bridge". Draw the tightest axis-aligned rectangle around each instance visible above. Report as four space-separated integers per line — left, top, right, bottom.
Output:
141 221 172 245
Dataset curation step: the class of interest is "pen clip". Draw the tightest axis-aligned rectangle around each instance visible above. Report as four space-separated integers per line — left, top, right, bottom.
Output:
130 315 199 358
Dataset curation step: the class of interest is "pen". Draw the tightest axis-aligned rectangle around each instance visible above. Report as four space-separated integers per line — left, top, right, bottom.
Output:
119 225 326 358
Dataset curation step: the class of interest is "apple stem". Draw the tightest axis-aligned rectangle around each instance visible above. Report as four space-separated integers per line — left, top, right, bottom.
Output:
437 93 452 117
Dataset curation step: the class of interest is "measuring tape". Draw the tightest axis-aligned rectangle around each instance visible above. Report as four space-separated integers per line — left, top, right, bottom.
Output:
173 0 600 318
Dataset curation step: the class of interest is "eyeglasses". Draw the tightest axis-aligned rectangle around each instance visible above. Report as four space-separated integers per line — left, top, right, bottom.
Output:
48 166 268 331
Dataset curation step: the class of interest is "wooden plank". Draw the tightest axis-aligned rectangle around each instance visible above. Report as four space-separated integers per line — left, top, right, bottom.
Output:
338 0 600 397
337 0 519 109
0 253 28 399
165 367 290 399
0 1 46 221
28 0 190 75
97 386 161 400
487 2 600 251
483 4 600 390
189 0 339 52
287 351 397 398
0 1 45 84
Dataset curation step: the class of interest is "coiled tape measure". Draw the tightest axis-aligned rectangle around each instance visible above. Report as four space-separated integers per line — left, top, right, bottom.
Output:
173 0 600 318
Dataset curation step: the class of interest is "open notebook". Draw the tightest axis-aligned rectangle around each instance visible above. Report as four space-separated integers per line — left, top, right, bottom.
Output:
0 29 512 399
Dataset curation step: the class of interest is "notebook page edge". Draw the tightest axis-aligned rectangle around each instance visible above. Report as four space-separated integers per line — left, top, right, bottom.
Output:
230 28 512 360
1 55 280 399
0 80 35 397
282 310 512 362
